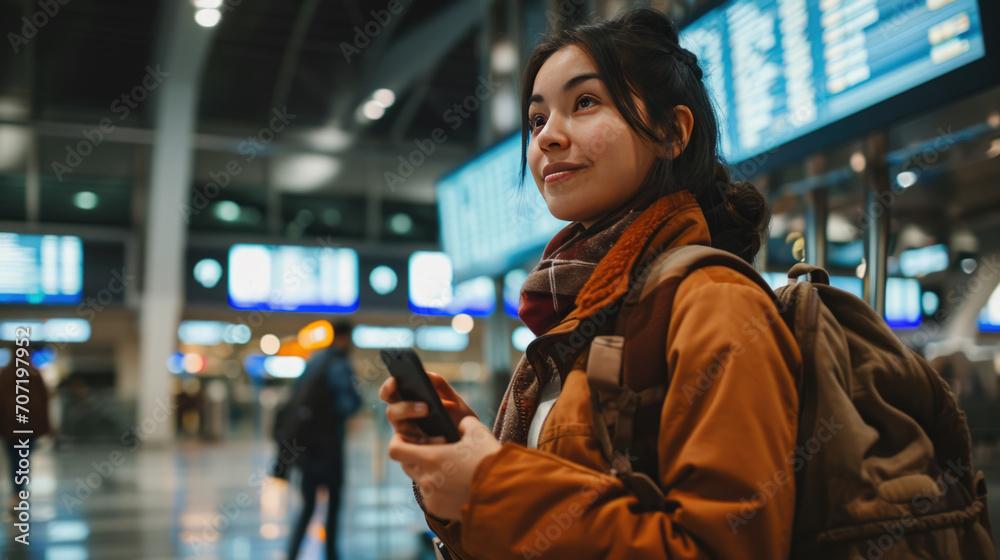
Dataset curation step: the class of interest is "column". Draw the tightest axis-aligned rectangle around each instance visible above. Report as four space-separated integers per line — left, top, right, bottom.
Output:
136 0 217 443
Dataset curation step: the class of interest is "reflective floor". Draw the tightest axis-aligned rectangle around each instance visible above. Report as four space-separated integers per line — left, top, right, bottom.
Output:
0 414 429 560
2 416 1000 559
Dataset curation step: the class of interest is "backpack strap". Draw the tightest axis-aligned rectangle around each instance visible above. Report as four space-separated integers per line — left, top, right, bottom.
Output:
585 245 782 511
584 336 668 511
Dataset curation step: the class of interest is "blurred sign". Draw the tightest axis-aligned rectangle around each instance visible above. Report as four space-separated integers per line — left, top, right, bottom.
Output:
979 284 1000 333
228 244 359 312
899 244 949 277
415 326 469 352
680 0 987 163
0 233 83 304
352 326 414 349
408 252 495 316
436 135 569 282
886 277 923 329
0 319 91 343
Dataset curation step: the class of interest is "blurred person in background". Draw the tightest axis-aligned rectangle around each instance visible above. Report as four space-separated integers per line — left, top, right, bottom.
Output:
0 345 52 519
273 321 362 560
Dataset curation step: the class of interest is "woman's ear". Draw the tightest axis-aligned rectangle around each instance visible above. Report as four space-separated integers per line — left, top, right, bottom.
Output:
669 105 694 158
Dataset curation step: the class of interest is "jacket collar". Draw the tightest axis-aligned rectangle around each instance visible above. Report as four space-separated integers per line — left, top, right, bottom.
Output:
573 190 711 320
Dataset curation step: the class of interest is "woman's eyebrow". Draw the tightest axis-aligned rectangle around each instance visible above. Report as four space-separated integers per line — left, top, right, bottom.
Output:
528 73 603 106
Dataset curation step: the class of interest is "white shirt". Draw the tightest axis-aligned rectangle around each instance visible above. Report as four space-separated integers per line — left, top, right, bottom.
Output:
527 374 562 449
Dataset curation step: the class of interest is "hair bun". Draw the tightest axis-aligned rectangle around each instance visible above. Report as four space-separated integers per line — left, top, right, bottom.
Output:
698 174 770 264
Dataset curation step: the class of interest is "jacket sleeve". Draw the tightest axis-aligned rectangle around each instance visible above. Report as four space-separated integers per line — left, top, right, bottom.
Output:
444 267 801 559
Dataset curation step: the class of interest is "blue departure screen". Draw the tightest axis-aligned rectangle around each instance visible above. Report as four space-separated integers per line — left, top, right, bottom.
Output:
681 0 987 163
0 233 83 304
436 135 569 283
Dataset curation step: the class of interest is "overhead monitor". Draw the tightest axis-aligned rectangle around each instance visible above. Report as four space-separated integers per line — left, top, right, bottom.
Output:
979 285 1000 332
408 252 495 316
899 244 950 277
436 134 569 283
228 244 359 313
680 0 989 164
0 233 83 304
885 277 923 329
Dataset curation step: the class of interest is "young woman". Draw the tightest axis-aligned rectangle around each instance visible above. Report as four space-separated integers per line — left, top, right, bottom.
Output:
379 8 800 559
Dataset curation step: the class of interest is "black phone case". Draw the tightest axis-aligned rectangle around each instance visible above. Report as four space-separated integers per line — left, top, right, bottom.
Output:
380 348 461 443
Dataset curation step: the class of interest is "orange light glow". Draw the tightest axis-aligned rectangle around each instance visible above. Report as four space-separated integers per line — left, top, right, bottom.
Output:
298 320 334 350
277 338 310 359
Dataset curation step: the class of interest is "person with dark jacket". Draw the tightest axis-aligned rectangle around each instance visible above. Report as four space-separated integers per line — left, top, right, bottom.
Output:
276 322 361 560
0 347 52 517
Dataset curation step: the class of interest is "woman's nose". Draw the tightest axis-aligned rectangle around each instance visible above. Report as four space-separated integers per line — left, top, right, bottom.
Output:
536 114 568 151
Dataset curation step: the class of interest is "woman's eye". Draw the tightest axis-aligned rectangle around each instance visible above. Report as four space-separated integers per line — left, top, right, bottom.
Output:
576 95 597 110
529 115 546 130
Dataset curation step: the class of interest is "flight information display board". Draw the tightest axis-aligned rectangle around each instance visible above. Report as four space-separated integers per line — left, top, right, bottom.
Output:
681 0 987 163
436 134 568 283
0 233 83 304
228 244 359 312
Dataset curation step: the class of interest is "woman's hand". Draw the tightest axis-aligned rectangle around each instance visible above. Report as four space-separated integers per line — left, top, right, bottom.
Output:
388 416 502 521
378 372 477 443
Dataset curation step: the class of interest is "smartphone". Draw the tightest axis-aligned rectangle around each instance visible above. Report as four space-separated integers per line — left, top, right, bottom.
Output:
380 348 461 443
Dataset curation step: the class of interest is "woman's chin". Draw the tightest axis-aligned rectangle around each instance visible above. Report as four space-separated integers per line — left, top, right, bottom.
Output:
546 206 597 225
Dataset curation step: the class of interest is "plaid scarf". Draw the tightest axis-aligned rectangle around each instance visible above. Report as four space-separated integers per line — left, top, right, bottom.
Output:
496 195 654 445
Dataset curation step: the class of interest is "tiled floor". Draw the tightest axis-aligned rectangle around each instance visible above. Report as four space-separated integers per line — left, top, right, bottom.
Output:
0 414 430 560
2 416 1000 559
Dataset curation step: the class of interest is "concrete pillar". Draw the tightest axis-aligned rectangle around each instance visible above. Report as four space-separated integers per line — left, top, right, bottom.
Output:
136 0 216 443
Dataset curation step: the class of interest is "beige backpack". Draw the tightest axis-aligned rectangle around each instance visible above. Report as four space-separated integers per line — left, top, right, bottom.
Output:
585 245 996 559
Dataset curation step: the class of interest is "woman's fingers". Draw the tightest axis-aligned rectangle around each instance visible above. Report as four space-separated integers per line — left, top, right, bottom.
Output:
385 401 428 424
377 377 400 404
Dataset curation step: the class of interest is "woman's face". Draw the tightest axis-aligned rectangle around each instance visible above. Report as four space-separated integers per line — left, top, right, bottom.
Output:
527 45 659 228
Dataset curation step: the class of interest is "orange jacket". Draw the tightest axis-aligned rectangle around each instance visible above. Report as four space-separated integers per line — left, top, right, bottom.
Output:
427 191 802 559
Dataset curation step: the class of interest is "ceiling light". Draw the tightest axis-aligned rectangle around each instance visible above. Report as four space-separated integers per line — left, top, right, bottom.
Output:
194 8 222 27
260 334 280 355
193 0 223 8
271 155 340 192
849 151 865 172
491 41 518 74
213 201 241 222
73 191 98 210
374 88 396 108
362 100 385 120
896 171 918 189
452 314 474 334
369 265 398 295
193 258 223 288
987 138 1000 159
0 125 29 170
306 127 351 151
389 213 413 234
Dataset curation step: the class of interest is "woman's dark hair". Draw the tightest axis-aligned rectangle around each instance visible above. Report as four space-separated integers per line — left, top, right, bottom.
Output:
519 8 769 263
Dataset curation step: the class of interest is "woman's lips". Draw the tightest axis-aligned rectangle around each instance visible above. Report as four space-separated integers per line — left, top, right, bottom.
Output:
544 167 585 185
